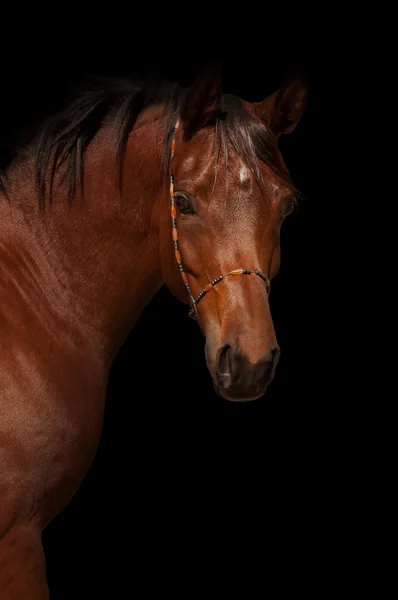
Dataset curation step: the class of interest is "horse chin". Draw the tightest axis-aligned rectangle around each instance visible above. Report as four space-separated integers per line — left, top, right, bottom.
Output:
212 379 267 403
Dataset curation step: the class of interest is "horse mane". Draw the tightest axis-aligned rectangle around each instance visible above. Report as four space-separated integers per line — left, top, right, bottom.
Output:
0 77 298 208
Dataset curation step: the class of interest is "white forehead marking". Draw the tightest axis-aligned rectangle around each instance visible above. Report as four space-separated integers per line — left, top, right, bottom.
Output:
239 165 250 183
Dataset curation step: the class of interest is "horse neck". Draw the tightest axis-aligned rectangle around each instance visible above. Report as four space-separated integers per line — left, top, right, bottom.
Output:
0 111 167 366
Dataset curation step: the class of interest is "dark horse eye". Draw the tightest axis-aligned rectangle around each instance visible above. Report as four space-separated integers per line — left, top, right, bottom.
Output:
282 197 296 220
174 194 194 214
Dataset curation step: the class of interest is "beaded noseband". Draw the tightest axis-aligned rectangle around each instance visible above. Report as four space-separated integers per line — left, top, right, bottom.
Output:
169 119 270 322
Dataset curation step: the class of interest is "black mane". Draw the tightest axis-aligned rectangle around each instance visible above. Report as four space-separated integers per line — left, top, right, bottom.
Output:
0 77 297 208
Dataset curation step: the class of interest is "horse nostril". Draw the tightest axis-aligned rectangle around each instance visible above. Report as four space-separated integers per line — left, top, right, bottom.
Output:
270 346 281 366
218 344 231 372
259 347 280 375
216 344 233 386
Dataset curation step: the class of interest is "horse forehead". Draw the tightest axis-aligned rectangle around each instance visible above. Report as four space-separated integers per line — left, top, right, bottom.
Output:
180 154 197 172
182 152 252 185
179 147 215 182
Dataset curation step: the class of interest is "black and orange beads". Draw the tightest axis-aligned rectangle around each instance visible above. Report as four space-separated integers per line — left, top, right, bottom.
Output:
190 269 270 316
169 121 271 322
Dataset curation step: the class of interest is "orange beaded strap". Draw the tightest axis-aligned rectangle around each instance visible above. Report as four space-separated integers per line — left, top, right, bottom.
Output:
169 120 270 322
188 268 270 319
169 120 200 320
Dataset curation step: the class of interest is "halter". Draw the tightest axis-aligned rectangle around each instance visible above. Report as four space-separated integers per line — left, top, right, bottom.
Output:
169 119 270 323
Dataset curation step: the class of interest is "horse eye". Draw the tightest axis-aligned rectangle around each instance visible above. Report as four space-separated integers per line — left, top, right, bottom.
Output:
174 194 194 214
282 198 296 220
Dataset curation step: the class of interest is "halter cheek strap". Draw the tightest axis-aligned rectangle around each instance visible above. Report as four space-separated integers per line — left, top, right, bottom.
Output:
169 121 200 320
169 119 270 323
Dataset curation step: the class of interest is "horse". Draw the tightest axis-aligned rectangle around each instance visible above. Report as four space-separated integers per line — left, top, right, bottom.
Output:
0 65 307 598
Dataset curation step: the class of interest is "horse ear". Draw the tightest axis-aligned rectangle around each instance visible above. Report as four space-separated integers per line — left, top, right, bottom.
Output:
180 63 222 138
255 71 308 137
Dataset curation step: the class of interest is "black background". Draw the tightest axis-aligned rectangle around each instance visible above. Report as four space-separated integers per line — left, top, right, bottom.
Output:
0 13 357 598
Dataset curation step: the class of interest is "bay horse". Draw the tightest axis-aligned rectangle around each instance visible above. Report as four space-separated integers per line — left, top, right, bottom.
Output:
0 66 307 598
